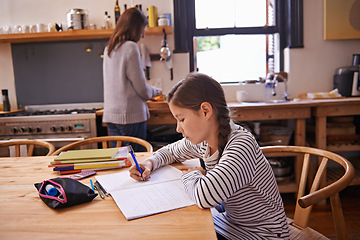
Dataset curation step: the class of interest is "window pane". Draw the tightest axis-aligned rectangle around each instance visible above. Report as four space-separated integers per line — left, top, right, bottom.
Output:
195 0 273 29
195 35 269 83
234 0 267 27
195 0 235 28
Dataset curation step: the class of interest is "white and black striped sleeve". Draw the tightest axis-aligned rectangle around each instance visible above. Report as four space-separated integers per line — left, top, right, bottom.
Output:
181 132 261 209
148 138 204 171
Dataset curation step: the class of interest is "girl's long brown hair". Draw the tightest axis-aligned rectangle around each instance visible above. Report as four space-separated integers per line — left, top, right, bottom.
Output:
106 7 148 57
168 73 231 161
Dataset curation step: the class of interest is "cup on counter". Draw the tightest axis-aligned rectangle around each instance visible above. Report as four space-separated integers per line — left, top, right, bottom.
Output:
236 90 249 102
88 23 97 30
2 25 11 34
48 23 56 32
21 25 30 33
13 25 22 33
30 24 37 33
61 22 68 31
36 23 46 32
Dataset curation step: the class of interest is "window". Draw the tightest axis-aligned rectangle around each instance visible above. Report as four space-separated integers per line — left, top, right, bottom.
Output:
173 0 303 84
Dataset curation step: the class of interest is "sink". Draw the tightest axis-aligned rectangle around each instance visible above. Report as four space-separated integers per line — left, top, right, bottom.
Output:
242 99 291 104
267 99 290 103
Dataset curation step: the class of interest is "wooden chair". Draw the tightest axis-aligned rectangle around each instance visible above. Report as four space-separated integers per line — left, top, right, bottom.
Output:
0 139 55 157
261 145 355 240
52 136 153 156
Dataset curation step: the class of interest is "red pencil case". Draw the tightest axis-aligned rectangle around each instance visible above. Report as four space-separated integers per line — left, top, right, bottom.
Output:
34 177 97 209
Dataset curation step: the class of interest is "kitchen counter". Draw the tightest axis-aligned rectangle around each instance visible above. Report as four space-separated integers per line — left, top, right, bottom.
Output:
96 101 175 125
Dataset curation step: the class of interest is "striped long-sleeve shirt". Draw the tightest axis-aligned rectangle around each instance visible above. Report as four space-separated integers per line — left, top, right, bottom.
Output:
148 124 290 239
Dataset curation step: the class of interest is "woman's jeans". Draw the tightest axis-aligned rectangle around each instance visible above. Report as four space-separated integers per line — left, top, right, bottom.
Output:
106 122 147 152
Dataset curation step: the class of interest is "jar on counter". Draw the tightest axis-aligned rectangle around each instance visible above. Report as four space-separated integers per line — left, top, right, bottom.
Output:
158 15 169 26
67 8 89 30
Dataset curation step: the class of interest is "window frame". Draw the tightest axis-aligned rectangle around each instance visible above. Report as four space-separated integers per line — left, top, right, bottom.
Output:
173 0 303 75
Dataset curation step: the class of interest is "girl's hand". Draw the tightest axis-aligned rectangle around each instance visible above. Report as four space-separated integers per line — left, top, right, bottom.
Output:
129 160 153 181
182 166 205 175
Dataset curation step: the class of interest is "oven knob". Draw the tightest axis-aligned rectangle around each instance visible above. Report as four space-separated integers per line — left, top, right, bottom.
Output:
20 127 27 133
50 126 58 132
28 127 34 133
66 126 73 131
36 127 42 133
59 126 65 132
11 127 18 134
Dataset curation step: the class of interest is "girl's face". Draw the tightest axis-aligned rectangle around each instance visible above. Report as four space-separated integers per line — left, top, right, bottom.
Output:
169 102 210 145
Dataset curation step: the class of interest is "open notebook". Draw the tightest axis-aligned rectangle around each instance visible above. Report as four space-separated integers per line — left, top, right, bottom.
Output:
95 165 195 220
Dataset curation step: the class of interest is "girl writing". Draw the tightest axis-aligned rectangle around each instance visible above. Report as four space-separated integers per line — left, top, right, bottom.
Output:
129 73 290 239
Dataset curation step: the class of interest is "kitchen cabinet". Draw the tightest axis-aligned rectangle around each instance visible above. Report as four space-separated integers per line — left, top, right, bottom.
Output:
311 98 360 187
0 26 172 43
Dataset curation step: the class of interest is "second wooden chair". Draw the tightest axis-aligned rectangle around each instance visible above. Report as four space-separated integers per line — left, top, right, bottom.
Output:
261 145 355 240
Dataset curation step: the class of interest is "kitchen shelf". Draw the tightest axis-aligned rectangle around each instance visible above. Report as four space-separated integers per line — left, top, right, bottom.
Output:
0 26 172 43
327 143 360 152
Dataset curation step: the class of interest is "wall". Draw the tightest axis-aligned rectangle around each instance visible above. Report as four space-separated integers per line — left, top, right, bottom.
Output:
0 0 189 109
1 0 360 109
286 0 359 97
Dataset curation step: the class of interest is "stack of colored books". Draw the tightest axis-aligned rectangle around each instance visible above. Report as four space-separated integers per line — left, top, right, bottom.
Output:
49 147 132 174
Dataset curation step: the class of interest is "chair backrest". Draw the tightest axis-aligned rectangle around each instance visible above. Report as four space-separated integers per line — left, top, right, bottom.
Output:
0 140 55 157
261 145 355 240
52 136 153 156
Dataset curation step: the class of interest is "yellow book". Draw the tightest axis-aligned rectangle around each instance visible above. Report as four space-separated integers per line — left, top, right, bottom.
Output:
54 147 128 162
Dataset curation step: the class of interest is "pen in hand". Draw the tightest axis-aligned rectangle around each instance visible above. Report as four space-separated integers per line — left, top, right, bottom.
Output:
128 145 145 181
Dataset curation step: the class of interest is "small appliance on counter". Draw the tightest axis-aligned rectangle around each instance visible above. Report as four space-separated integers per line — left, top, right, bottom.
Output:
333 54 360 97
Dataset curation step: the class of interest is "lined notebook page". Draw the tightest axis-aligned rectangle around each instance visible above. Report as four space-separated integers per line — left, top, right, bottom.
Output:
95 165 195 220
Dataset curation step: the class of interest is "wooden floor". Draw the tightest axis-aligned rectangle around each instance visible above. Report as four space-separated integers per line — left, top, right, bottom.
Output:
282 185 360 240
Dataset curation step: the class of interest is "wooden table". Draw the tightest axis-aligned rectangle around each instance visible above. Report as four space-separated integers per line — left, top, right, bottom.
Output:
0 153 217 240
311 97 360 187
311 97 360 152
228 101 314 146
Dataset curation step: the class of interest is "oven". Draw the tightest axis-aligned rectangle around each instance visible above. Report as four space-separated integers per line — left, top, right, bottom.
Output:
0 103 102 155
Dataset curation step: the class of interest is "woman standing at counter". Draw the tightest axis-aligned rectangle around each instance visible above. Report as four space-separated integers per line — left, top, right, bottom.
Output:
103 7 161 151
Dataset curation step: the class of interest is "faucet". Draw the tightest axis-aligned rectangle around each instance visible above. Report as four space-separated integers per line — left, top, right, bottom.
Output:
265 72 289 101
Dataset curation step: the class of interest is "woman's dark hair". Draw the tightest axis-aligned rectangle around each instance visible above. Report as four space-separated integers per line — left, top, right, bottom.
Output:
168 73 231 160
106 7 148 56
